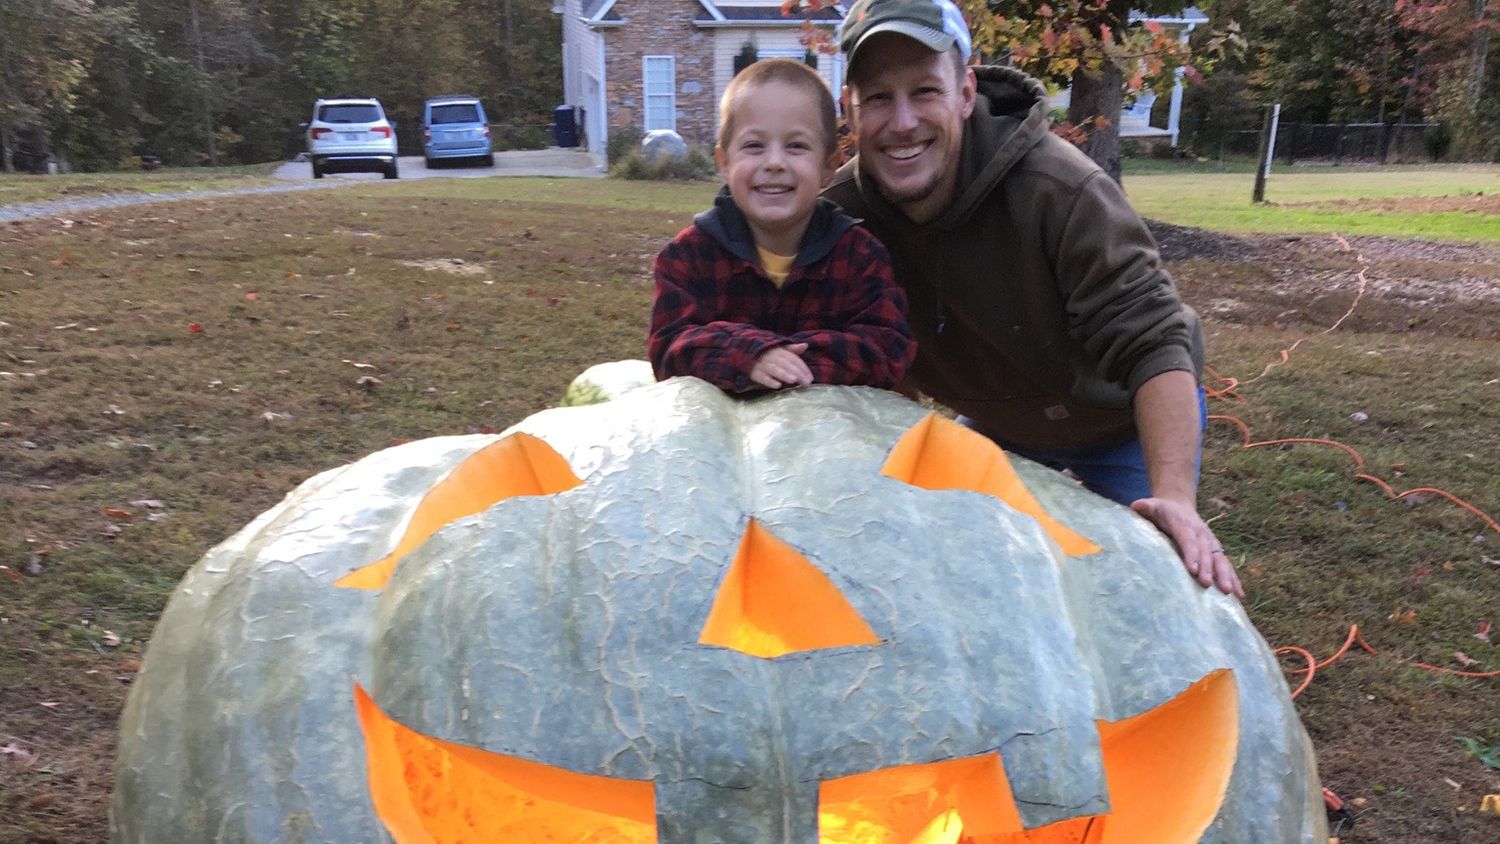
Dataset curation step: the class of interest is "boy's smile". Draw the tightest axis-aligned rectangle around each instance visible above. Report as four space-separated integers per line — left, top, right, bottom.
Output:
716 79 838 257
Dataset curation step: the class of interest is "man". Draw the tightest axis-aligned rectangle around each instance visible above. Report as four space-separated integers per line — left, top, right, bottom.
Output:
826 0 1243 597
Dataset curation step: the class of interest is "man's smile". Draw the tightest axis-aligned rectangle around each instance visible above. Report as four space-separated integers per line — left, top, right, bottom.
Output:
882 141 931 162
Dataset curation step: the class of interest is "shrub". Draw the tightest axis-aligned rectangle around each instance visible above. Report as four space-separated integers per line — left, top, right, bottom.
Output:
606 126 643 166
610 145 716 181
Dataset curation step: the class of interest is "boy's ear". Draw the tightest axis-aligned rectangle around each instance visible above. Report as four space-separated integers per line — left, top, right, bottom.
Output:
713 144 729 178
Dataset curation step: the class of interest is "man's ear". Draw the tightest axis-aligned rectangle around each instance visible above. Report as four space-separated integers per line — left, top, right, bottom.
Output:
960 66 977 121
840 86 855 132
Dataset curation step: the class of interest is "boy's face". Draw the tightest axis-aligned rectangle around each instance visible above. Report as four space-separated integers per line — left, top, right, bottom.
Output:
715 80 838 250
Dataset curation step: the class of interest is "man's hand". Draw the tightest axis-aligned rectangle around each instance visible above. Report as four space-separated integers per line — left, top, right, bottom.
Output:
1130 496 1245 598
749 343 813 390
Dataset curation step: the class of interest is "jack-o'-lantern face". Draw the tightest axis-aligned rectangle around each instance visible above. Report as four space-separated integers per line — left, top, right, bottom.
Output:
112 379 1325 844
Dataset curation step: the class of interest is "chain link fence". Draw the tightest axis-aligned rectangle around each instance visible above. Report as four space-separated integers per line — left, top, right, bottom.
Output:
1187 118 1443 165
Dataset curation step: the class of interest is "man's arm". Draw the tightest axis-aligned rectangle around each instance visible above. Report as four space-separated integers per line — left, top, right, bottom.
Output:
1128 369 1244 598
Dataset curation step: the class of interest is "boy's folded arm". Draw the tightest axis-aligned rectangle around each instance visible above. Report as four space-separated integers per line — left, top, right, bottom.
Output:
650 241 787 390
786 248 916 388
654 321 789 391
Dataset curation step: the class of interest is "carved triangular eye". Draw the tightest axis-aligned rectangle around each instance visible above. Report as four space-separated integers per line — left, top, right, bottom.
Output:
698 519 882 658
353 684 657 843
336 433 582 590
882 415 1100 557
817 670 1237 842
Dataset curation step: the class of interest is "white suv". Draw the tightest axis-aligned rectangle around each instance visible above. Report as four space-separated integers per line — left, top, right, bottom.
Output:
304 98 399 179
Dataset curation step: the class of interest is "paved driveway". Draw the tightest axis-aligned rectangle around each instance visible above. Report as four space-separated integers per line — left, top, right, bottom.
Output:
273 148 605 181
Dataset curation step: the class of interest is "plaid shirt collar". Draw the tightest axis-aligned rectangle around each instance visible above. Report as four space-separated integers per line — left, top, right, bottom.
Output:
692 187 862 273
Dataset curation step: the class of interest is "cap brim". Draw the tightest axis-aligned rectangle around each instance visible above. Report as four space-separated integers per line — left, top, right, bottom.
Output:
848 20 956 66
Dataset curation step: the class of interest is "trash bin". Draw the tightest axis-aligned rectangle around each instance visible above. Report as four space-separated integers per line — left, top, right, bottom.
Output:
552 105 579 148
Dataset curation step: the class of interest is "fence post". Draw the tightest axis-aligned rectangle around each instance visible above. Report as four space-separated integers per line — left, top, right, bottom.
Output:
1253 105 1275 203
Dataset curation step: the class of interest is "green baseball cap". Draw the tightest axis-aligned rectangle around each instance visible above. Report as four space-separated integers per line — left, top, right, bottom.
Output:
839 0 974 67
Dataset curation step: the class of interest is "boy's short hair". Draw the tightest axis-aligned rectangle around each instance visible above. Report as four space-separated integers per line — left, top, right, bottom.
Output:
717 58 838 155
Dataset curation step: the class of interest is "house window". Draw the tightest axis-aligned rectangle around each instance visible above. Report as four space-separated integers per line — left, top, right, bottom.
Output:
643 56 675 131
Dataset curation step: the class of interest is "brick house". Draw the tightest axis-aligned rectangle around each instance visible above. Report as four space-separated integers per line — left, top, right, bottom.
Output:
554 1 848 156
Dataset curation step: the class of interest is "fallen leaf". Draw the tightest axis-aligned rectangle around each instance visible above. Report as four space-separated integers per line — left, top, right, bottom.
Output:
356 375 382 389
0 742 33 763
188 322 203 333
0 565 20 580
103 404 125 416
284 271 301 280
128 499 164 509
101 506 133 520
120 658 142 672
53 322 79 330
37 701 61 710
1444 777 1463 790
1402 565 1432 590
1389 607 1417 624
261 411 293 423
101 630 121 648
1454 651 1481 669
342 360 379 370
27 793 56 811
100 524 123 538
245 291 259 301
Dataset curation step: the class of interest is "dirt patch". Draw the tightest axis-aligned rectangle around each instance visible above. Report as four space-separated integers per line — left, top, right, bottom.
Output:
396 257 490 276
1151 221 1500 340
1309 194 1500 215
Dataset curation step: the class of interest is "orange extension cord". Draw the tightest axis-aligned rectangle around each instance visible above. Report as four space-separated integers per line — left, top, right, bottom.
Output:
1205 235 1498 695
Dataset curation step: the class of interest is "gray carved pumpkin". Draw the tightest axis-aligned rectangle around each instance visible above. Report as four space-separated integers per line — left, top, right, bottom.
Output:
112 378 1326 843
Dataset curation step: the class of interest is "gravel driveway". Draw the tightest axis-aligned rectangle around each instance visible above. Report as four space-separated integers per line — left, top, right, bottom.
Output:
272 148 604 181
0 149 605 223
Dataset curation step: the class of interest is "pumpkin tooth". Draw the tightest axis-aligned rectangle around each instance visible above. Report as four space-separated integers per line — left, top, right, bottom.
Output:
353 683 657 842
882 415 1101 557
699 519 881 658
335 432 582 590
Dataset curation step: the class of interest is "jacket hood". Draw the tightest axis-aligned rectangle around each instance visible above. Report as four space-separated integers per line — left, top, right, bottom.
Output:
693 187 859 267
940 65 1053 227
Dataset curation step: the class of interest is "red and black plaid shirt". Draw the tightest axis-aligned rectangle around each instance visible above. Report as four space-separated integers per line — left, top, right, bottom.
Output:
649 195 915 393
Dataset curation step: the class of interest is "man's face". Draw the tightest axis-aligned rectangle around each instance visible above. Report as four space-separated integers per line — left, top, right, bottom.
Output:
845 35 976 224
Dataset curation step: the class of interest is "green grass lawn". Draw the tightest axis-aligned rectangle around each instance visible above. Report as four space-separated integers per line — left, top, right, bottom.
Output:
1124 161 1500 241
0 162 285 206
0 176 1496 842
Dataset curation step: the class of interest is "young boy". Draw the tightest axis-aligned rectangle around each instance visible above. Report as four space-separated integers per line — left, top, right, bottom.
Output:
648 59 915 393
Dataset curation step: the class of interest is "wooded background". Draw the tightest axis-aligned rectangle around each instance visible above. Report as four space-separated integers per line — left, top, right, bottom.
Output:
0 0 561 171
3 0 1499 172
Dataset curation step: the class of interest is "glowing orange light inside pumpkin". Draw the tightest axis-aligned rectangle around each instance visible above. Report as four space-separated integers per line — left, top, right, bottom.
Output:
882 415 1100 557
818 670 1237 843
353 683 657 843
336 432 582 590
699 519 882 658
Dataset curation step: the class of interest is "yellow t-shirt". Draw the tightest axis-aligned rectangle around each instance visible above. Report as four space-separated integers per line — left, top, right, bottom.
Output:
756 246 796 289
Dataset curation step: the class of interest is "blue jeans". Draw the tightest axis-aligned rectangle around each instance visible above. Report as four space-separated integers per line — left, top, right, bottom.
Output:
957 390 1208 506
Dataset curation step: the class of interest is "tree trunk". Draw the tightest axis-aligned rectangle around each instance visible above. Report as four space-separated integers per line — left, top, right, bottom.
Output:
1069 61 1124 183
0 124 13 174
188 0 217 165
1469 0 1491 113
